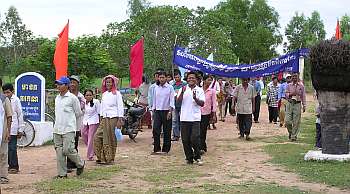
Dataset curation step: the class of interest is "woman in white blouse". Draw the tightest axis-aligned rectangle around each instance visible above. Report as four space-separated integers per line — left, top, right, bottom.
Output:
82 89 100 161
94 75 124 165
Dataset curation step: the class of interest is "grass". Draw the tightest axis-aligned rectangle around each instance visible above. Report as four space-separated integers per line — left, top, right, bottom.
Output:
264 109 350 189
35 165 122 194
148 182 313 194
143 165 202 186
42 139 54 146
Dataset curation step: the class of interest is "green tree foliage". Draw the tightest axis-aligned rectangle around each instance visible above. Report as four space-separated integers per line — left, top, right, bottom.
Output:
127 0 150 17
284 11 326 81
214 0 282 63
340 14 350 41
191 7 237 64
102 5 194 77
0 6 34 75
284 11 325 52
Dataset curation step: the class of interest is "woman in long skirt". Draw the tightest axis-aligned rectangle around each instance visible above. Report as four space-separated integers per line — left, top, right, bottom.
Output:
94 75 124 164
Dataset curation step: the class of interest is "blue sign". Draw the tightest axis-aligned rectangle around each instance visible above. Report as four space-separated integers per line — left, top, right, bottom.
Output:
173 46 309 78
15 72 45 122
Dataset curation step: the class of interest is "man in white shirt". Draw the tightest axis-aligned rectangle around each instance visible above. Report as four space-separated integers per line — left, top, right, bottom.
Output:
2 83 24 174
53 76 84 178
177 71 205 165
152 71 175 154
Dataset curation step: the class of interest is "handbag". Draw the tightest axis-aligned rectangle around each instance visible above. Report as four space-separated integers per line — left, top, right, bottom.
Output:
115 127 123 142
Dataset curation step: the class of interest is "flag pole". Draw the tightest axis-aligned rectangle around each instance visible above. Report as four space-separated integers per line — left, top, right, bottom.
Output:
299 43 304 82
172 35 178 78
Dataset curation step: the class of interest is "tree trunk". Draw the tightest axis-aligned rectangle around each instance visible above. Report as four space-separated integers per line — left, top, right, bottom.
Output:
318 91 350 154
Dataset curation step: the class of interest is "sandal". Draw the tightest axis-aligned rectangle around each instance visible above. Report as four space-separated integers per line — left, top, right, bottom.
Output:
0 177 9 184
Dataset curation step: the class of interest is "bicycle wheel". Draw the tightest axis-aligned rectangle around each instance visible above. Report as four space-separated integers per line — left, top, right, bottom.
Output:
45 113 55 127
17 119 35 147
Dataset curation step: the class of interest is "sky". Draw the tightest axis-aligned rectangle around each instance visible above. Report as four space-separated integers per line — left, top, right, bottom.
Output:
0 0 349 42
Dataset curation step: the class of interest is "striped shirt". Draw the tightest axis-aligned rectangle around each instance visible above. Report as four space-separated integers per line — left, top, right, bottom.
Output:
267 84 280 107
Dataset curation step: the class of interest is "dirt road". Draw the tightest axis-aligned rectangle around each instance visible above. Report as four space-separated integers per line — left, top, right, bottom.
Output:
2 98 349 194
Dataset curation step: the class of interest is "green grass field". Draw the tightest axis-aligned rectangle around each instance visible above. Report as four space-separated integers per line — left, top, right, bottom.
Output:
264 106 350 189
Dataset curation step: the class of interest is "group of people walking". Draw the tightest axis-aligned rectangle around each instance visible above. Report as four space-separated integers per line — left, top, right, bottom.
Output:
0 70 308 183
52 75 125 179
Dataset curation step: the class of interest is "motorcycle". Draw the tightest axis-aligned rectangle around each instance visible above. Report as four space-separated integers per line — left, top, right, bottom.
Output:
122 99 146 140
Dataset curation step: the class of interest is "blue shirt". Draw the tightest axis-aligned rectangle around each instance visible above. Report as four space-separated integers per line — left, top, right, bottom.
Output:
147 83 157 108
278 82 288 100
254 81 262 95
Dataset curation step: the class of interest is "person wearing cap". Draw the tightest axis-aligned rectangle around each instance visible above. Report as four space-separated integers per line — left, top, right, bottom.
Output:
285 73 306 141
53 76 85 178
266 76 280 124
66 75 85 172
278 74 292 127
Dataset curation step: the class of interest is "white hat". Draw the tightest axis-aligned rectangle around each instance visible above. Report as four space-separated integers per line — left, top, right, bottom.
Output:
285 73 292 78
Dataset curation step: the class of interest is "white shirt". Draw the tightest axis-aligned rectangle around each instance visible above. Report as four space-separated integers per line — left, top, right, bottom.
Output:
9 95 24 135
257 80 264 96
83 99 100 125
152 83 175 111
54 92 83 134
0 99 4 143
178 85 205 122
100 91 124 118
209 80 221 94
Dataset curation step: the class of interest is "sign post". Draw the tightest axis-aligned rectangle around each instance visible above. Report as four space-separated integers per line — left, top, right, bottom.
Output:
15 72 53 146
15 72 45 122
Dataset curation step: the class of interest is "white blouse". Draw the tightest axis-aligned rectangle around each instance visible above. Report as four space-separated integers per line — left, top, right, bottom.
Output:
100 91 124 118
83 99 100 125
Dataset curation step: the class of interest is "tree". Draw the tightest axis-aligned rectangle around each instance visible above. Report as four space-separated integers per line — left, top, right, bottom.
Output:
340 14 350 41
127 0 150 17
191 7 237 64
214 0 282 63
103 6 194 77
284 11 325 52
305 11 325 46
0 6 34 75
284 12 308 52
284 11 326 81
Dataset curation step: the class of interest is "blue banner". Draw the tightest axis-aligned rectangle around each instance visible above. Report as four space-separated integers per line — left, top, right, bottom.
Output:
15 72 46 122
173 46 309 78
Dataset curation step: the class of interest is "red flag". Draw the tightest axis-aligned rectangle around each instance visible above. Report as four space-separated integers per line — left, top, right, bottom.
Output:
130 37 144 88
336 19 342 40
53 21 69 80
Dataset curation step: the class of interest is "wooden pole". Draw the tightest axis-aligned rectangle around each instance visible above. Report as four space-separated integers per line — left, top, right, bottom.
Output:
172 35 178 78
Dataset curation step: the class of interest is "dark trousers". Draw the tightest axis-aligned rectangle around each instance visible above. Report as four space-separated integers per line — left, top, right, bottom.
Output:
253 95 261 122
67 131 80 169
237 114 252 137
268 106 278 123
200 114 211 152
153 110 172 153
181 121 201 162
8 135 19 170
225 98 233 116
315 123 322 148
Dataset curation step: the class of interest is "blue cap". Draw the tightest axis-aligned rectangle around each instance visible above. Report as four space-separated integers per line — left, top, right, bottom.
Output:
55 76 71 85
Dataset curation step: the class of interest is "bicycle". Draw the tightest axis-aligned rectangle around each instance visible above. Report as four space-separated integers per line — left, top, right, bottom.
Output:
17 116 35 147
